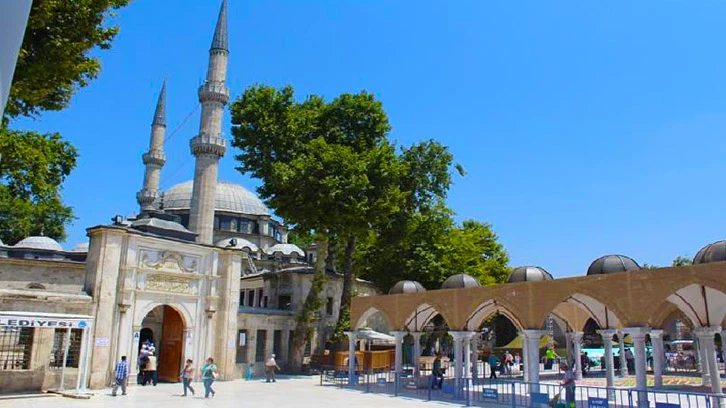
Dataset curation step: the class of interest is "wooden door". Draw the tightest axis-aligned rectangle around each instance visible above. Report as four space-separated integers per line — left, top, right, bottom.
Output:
158 306 183 382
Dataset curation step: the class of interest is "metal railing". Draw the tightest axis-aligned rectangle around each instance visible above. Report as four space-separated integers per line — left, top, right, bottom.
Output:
320 367 723 408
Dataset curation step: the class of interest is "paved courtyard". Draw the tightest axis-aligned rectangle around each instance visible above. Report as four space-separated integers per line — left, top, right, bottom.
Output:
1 376 459 408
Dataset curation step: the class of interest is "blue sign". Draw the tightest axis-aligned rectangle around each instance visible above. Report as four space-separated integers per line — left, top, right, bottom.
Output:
78 320 87 328
655 404 680 408
483 388 498 400
377 378 386 386
531 392 550 405
588 397 609 408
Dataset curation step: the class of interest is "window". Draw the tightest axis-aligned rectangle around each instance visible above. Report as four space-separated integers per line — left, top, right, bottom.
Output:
278 295 291 310
0 327 34 370
239 291 245 307
247 290 255 307
263 296 268 308
236 330 247 364
50 329 82 368
273 330 282 359
257 289 263 307
326 297 334 316
255 330 266 362
230 219 238 231
213 217 220 230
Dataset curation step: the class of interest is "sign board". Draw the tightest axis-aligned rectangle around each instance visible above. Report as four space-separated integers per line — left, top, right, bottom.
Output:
655 404 680 408
95 337 109 347
442 384 455 394
239 332 246 346
531 392 550 405
133 331 140 342
227 339 236 349
0 315 92 329
482 388 498 400
588 397 609 408
377 378 386 386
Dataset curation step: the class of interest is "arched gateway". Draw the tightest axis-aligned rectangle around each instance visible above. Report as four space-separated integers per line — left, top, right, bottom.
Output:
140 305 185 382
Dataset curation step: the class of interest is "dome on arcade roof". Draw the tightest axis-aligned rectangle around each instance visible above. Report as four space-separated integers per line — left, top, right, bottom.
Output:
507 266 554 283
215 237 259 252
441 273 481 289
161 180 270 216
587 255 641 275
14 236 63 251
265 243 305 257
389 280 426 294
694 240 726 264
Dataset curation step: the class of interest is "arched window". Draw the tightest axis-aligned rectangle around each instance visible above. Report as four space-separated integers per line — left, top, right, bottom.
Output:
27 283 46 290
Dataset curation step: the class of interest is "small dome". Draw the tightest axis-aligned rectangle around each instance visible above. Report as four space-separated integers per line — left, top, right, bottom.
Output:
161 180 270 216
507 266 554 283
389 280 426 294
215 237 259 252
71 242 89 252
14 236 63 251
587 255 641 275
265 243 304 257
694 240 726 264
441 273 481 289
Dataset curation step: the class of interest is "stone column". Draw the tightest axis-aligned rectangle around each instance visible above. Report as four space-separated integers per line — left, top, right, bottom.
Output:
459 332 476 383
597 330 617 390
569 331 584 380
624 328 650 408
470 335 480 380
344 331 357 385
521 332 529 381
650 330 665 388
391 331 407 375
695 326 724 405
565 333 573 367
618 331 628 377
696 336 711 386
522 330 546 389
411 332 423 377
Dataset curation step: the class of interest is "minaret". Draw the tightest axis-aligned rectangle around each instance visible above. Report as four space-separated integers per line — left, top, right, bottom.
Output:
136 81 167 213
188 0 230 244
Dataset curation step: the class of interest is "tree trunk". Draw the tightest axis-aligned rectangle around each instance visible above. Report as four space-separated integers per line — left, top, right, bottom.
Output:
288 234 328 373
340 235 357 314
326 236 338 273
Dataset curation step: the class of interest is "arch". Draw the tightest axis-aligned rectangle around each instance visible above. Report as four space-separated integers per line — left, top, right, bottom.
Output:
26 282 46 290
353 306 393 331
665 284 726 328
464 299 525 331
551 293 622 331
403 303 451 332
135 302 193 329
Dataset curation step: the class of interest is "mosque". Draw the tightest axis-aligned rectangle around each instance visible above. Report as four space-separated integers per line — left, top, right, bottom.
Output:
0 0 377 393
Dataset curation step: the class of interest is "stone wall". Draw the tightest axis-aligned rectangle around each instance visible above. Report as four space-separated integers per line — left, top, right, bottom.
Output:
0 258 86 294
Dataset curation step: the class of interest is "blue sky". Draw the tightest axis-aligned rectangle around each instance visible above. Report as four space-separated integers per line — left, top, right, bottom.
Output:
13 1 726 277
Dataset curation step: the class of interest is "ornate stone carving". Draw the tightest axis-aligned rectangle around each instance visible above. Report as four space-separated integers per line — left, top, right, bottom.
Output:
139 249 199 273
141 274 199 296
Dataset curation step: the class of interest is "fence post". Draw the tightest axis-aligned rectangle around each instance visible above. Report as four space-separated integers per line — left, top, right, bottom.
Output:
466 377 471 406
428 375 432 401
627 389 634 408
394 372 399 397
511 382 516 408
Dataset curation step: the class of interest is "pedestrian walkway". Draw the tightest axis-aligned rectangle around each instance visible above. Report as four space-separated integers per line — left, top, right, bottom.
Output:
0 376 460 408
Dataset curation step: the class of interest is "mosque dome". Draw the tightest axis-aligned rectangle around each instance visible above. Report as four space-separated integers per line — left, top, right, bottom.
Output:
14 236 63 251
507 266 554 283
587 255 641 276
694 240 726 264
265 243 305 257
389 280 426 295
215 237 259 252
441 273 481 289
71 242 89 252
161 180 270 216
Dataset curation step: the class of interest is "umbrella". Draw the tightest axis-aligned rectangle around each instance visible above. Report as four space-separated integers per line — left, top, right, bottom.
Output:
499 335 554 349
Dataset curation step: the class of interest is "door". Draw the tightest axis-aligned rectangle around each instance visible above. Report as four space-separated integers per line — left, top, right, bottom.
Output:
157 306 183 382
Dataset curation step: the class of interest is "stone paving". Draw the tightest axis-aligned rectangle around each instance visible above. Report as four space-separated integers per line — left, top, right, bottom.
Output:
1 376 460 408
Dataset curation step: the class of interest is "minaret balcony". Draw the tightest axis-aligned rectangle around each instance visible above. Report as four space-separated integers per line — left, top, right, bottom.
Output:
142 149 166 167
190 134 227 157
136 189 159 206
198 81 230 104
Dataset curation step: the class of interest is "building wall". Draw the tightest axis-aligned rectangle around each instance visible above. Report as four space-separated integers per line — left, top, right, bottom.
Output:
0 258 85 294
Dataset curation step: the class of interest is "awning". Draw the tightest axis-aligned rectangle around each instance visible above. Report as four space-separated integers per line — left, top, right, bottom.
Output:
357 328 396 345
499 335 554 349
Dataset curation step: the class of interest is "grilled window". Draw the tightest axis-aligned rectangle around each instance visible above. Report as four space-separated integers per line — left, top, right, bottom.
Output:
0 327 34 370
50 329 83 368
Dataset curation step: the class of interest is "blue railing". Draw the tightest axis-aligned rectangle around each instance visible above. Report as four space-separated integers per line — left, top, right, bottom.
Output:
319 367 722 408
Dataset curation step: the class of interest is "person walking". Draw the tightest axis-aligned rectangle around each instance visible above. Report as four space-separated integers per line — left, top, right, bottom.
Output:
201 357 217 398
560 362 576 408
265 354 281 383
181 359 195 397
138 346 150 385
112 356 129 396
503 350 514 376
431 353 444 390
146 349 158 386
487 353 499 379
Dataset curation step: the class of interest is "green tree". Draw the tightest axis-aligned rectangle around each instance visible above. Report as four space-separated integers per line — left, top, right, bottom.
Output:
672 256 693 267
5 0 131 120
1 0 131 243
0 129 77 243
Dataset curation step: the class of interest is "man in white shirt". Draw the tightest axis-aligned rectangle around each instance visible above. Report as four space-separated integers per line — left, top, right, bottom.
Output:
560 363 576 408
265 354 281 383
